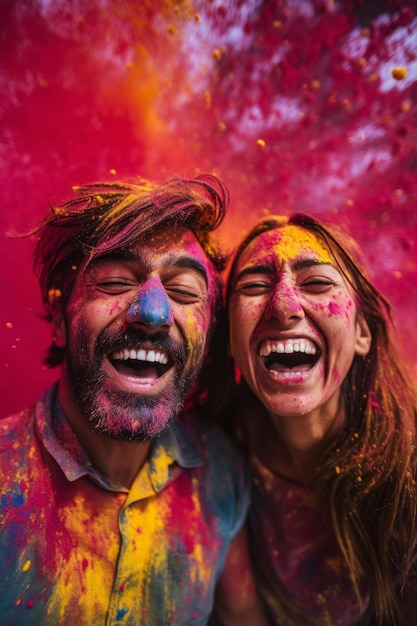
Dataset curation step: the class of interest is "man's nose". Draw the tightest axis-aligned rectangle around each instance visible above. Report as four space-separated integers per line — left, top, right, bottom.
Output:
126 276 174 329
264 284 305 323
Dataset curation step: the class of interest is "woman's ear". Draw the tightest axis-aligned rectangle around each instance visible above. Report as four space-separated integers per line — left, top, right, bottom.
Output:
52 312 66 349
354 313 372 356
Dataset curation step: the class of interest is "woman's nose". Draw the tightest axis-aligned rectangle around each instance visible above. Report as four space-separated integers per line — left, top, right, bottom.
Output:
264 284 305 323
126 276 174 329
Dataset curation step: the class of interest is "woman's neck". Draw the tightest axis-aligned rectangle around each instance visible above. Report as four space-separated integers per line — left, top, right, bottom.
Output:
247 399 345 485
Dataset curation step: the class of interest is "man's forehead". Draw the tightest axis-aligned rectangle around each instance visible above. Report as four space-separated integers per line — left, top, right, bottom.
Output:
137 226 212 269
86 226 215 279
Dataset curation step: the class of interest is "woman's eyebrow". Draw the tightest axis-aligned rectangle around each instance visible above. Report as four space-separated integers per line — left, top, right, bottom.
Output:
233 264 275 282
233 258 334 282
292 259 333 271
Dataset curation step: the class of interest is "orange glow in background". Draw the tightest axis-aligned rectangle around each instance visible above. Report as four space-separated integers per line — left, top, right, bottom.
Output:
1 0 416 417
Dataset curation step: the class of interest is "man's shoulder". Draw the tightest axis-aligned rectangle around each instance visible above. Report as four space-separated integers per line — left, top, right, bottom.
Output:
0 406 38 479
0 405 35 439
0 386 55 453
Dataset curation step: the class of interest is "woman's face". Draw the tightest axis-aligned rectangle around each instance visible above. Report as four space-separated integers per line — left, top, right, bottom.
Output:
228 225 371 419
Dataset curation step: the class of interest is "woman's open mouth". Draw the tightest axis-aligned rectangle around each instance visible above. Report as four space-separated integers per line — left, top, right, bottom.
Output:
259 338 320 374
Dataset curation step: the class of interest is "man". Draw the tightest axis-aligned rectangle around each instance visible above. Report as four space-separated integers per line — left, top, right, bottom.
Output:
0 174 250 625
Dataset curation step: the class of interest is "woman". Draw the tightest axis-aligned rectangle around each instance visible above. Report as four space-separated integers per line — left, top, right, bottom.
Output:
225 214 417 625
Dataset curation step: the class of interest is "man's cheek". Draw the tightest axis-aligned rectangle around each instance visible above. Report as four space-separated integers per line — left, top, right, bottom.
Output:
183 313 208 360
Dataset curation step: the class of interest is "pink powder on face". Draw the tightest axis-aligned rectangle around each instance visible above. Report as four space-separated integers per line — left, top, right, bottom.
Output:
328 301 344 315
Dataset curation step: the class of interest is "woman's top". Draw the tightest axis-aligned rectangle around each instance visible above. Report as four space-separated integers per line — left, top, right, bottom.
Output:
249 454 372 626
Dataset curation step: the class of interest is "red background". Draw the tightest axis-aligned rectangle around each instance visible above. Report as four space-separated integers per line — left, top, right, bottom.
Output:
1 0 416 418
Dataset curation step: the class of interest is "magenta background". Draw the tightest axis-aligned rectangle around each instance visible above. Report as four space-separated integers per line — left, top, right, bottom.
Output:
1 0 416 418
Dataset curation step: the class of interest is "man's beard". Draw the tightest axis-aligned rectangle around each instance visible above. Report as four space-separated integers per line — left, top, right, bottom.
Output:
64 324 200 442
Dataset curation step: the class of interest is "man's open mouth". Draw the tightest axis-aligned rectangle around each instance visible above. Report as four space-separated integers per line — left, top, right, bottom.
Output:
259 338 320 373
110 348 174 380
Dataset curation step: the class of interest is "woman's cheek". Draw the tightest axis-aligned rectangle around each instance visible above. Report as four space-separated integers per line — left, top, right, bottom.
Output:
326 294 356 322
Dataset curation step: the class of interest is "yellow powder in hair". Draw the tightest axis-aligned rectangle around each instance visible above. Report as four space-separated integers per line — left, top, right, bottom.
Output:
272 225 332 264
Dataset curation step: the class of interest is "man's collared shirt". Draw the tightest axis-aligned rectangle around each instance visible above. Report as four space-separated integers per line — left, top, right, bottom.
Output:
0 385 249 625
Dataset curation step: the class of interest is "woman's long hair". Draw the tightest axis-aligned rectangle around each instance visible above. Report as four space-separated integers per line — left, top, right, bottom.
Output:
224 213 417 625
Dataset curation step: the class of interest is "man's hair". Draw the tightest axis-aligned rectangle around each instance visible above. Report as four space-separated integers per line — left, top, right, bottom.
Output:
34 173 229 367
226 213 417 624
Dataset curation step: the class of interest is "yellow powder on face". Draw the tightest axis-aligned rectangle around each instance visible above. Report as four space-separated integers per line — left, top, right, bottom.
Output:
272 225 332 264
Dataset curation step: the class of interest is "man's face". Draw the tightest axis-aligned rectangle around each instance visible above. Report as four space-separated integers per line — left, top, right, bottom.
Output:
228 225 371 420
56 226 218 441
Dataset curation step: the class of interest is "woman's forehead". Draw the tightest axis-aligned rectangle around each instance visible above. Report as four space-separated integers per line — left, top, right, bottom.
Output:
238 224 333 266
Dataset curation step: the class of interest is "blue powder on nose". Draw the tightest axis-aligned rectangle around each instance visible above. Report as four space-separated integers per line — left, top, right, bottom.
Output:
128 280 173 328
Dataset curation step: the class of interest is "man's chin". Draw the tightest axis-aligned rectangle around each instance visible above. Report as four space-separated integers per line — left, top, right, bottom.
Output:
83 386 184 442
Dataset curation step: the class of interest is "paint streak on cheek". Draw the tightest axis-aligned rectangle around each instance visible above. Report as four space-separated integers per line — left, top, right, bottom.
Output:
183 308 207 359
327 296 355 321
329 363 344 386
309 301 327 314
327 301 344 316
105 297 125 317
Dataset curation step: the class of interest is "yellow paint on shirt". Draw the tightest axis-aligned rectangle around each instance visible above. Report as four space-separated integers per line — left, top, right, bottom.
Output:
22 559 31 572
47 493 122 622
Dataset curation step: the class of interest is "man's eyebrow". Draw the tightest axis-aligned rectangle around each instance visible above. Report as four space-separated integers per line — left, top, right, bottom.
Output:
89 250 138 266
173 256 209 285
88 250 209 285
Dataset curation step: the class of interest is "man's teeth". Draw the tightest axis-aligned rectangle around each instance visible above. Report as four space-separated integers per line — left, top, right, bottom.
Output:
259 339 317 358
112 348 169 365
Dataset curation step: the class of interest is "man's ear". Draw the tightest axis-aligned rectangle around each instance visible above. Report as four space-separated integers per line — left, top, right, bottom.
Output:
52 312 66 348
355 313 372 356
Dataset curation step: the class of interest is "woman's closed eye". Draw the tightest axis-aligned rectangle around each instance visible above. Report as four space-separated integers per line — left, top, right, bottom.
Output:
233 279 274 296
299 276 338 293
